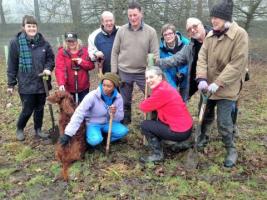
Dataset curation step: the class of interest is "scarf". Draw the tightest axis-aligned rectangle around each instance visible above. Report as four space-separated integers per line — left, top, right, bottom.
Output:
18 32 39 72
212 28 229 38
100 84 118 106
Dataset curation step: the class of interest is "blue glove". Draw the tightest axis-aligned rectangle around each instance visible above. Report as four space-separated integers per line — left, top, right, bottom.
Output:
208 83 219 93
59 134 72 146
198 80 208 91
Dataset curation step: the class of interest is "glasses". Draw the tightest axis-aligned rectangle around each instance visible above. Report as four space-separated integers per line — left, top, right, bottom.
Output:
187 23 200 33
163 32 174 37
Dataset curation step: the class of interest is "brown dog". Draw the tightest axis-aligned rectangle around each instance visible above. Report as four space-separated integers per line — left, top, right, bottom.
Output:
47 90 86 181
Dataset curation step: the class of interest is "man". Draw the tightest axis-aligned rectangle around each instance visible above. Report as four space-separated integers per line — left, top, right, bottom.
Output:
196 0 248 167
88 11 118 73
157 17 210 101
111 1 159 124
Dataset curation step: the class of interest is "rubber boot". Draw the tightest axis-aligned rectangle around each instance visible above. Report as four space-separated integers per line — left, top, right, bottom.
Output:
122 106 131 125
16 129 25 141
140 136 164 163
223 135 238 168
163 136 193 151
197 123 211 149
233 124 239 138
35 128 49 139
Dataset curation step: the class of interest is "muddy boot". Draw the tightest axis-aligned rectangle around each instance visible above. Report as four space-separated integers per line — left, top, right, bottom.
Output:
233 124 239 138
122 107 131 125
140 136 164 163
224 147 238 168
197 133 209 149
164 137 193 152
223 134 238 168
16 129 25 141
35 128 49 139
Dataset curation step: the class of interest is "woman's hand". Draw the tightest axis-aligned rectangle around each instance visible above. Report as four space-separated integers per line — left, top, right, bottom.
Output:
72 58 82 65
109 105 116 116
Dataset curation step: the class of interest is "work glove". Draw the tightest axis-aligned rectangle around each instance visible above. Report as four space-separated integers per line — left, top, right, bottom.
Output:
7 87 14 95
198 80 208 91
59 134 72 146
208 83 219 93
43 69 51 76
59 85 65 91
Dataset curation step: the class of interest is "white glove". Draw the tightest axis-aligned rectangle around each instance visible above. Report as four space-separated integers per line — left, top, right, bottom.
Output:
43 69 51 75
59 85 65 91
208 83 219 93
7 87 14 94
198 80 208 91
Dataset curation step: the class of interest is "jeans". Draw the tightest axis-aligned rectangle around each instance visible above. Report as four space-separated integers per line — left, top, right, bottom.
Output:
118 70 145 109
17 93 46 130
86 122 129 146
202 99 235 145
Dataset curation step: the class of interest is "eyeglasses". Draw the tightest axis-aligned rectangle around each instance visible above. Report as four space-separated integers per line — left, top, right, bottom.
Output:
187 23 200 33
163 32 174 37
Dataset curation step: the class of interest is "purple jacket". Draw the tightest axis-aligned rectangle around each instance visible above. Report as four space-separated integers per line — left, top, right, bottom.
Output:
65 87 124 137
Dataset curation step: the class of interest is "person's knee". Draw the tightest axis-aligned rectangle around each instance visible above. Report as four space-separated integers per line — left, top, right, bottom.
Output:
86 136 103 146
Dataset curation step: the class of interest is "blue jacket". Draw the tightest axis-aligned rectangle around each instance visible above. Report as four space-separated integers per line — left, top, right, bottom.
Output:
159 32 189 89
93 26 118 73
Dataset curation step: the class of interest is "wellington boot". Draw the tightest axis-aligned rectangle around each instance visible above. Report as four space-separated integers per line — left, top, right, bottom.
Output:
140 137 164 163
35 129 49 139
16 129 25 141
224 147 238 168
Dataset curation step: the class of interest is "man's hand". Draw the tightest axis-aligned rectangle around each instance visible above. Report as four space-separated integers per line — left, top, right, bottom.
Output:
59 85 65 91
94 51 104 60
59 134 72 146
43 69 51 76
208 83 219 93
109 105 116 115
198 80 208 91
7 87 14 95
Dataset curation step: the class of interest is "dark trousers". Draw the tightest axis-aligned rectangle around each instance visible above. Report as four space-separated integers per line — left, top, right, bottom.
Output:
119 70 146 109
141 120 192 142
71 88 89 103
202 99 235 147
17 93 46 130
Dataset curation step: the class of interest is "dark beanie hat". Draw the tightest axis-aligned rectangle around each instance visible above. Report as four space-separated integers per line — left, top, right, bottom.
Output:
101 72 120 88
210 0 233 22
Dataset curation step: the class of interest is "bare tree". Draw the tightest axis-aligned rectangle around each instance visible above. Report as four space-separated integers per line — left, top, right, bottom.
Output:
34 0 41 23
235 0 267 31
0 0 6 24
69 0 81 24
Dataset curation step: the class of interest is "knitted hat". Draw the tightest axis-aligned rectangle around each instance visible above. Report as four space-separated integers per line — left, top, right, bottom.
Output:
101 72 120 88
210 0 233 22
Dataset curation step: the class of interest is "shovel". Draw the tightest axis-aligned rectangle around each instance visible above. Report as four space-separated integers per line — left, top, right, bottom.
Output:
185 91 210 169
39 73 60 144
105 113 114 155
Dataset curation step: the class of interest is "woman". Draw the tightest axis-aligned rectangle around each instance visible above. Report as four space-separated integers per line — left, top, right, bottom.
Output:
59 73 129 147
55 32 94 103
7 15 55 141
160 24 190 102
139 66 193 163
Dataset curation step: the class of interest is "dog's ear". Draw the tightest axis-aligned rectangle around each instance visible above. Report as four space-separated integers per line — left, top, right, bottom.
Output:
61 96 75 115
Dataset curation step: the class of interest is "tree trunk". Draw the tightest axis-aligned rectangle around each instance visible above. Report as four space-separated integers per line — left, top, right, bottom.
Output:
34 0 41 23
69 0 81 26
0 0 6 24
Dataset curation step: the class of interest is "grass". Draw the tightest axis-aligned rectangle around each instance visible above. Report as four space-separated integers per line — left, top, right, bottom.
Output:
0 58 267 199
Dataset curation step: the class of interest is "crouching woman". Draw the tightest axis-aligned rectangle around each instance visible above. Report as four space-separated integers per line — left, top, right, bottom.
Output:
139 66 193 163
59 73 129 147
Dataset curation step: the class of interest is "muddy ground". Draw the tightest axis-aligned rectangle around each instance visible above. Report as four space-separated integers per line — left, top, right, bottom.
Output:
0 58 267 199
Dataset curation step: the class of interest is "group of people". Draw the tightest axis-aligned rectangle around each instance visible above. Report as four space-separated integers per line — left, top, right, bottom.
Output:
7 0 248 168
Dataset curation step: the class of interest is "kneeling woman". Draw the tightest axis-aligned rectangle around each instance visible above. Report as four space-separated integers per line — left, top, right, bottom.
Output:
139 66 193 163
59 73 129 147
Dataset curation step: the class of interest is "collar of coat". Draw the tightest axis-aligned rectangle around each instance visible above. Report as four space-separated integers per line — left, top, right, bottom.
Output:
206 21 238 41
